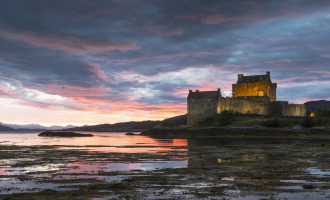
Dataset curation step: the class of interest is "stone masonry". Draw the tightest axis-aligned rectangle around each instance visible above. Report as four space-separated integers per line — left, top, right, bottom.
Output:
187 71 306 126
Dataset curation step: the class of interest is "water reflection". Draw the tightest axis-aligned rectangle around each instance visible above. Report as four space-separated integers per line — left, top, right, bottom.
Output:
2 131 330 197
218 156 266 163
0 132 187 148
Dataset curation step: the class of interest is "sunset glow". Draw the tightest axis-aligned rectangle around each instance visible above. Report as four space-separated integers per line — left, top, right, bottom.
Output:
1 1 330 126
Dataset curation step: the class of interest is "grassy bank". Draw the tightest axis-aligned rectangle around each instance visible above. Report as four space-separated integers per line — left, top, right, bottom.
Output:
199 110 330 128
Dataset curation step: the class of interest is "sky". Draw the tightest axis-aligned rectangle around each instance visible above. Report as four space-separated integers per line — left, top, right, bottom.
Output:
1 0 330 126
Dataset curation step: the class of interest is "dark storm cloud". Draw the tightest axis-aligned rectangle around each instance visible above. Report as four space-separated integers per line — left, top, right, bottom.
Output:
0 0 330 112
0 35 105 88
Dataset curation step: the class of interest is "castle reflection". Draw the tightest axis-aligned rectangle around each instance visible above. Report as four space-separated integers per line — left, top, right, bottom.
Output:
185 137 322 169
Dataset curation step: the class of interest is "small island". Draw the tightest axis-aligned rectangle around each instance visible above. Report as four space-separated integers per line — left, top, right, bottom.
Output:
38 131 94 137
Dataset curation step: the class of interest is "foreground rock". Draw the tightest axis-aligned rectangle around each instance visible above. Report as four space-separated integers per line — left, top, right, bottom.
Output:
38 131 93 137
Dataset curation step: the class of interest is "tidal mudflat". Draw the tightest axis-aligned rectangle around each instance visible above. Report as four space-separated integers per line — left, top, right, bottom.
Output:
1 132 330 199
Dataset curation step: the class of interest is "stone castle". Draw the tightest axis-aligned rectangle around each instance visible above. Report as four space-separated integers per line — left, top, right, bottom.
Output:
187 71 306 126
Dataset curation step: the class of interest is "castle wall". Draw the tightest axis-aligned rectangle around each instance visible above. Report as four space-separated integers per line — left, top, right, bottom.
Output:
268 101 284 115
219 97 270 115
187 97 218 126
282 104 306 117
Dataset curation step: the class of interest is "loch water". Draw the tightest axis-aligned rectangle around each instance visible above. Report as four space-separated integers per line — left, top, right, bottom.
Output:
1 131 330 199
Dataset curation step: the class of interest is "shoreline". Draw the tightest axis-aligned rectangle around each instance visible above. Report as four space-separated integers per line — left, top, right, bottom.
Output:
140 126 330 138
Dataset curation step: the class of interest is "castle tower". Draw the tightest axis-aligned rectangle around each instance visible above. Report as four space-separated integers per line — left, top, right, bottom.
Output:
232 71 277 101
187 89 221 126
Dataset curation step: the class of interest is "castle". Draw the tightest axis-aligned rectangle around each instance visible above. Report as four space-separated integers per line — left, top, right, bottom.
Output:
187 71 306 126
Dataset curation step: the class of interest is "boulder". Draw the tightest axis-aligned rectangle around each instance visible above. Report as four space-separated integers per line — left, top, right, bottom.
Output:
291 125 303 130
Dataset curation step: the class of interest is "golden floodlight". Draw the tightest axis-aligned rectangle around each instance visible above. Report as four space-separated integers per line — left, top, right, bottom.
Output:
310 112 315 117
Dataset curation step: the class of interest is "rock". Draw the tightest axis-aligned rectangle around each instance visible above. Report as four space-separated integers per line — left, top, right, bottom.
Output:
309 127 327 130
291 125 303 130
252 125 267 129
38 131 93 137
227 127 253 129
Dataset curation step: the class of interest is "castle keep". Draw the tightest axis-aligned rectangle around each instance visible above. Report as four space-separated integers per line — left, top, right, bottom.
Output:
187 71 306 126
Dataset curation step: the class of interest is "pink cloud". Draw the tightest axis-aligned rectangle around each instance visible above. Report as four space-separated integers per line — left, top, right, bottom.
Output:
19 102 59 110
200 14 228 24
269 44 311 50
264 36 298 42
86 61 113 83
140 24 184 36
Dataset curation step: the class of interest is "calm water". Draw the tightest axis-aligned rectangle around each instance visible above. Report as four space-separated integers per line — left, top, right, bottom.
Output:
0 131 187 147
1 131 330 198
0 131 188 173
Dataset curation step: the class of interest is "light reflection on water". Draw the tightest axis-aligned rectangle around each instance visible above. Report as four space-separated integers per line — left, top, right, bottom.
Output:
0 132 189 194
0 132 188 176
2 132 330 198
0 131 188 148
65 161 187 173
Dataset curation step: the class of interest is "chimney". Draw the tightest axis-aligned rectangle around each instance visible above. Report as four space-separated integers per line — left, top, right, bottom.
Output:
237 74 243 79
189 90 192 93
266 71 270 78
218 88 221 97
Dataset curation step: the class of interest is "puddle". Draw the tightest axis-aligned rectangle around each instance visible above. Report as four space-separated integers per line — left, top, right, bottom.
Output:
280 180 306 183
64 160 187 173
307 167 330 176
277 185 304 190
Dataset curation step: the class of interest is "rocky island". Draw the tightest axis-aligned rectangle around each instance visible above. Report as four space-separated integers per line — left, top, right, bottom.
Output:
38 131 94 137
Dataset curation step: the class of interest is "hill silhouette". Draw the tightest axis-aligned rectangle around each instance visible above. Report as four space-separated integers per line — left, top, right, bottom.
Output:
64 114 188 132
0 124 15 131
304 100 330 112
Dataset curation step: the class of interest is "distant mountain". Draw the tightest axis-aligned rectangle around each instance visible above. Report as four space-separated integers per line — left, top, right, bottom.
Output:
64 114 187 132
0 124 15 131
0 123 76 130
0 114 187 132
304 100 330 112
164 114 187 127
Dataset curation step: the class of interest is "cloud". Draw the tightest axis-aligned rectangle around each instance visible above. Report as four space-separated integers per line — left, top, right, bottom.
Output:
0 31 139 52
0 0 330 125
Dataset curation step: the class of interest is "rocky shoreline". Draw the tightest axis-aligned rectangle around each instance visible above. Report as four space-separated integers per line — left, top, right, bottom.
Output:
140 126 330 138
